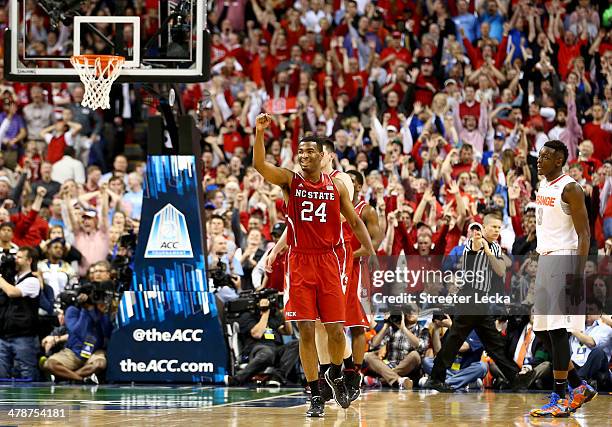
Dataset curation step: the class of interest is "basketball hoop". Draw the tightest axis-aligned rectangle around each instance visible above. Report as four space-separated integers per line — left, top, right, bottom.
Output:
70 55 125 110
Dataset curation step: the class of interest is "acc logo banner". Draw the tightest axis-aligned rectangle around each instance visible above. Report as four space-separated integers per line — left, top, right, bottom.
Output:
145 203 193 258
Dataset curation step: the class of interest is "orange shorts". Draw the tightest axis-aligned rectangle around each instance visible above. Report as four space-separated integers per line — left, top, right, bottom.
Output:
345 260 369 328
284 246 347 323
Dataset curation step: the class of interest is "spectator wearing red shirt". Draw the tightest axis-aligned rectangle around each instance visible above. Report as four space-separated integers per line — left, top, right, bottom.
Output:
343 56 369 99
380 31 412 71
210 33 229 65
281 8 306 48
383 206 416 256
459 85 481 120
582 105 612 163
451 144 486 179
411 58 440 107
11 187 49 247
270 28 290 63
250 39 278 88
381 65 410 101
549 9 588 80
39 118 82 164
460 24 508 70
220 116 249 157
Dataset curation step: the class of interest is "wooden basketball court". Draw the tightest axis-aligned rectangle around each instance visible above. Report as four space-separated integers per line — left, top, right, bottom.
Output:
0 384 608 426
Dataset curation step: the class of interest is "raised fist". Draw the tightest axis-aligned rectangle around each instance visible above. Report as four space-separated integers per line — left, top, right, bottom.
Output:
256 113 272 131
36 186 47 198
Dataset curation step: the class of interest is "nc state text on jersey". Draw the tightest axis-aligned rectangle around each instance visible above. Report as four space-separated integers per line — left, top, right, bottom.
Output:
294 189 336 200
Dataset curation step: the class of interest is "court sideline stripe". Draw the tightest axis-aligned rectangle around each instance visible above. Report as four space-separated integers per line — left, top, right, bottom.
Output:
204 391 304 408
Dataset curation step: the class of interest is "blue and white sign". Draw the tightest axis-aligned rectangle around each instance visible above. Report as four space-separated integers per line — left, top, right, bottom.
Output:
145 203 193 258
107 155 227 383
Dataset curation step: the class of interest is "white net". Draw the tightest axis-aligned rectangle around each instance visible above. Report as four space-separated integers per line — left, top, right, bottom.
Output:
70 55 125 110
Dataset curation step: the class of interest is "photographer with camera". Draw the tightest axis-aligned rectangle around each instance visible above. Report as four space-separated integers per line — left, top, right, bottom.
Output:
228 295 298 386
43 282 113 384
363 308 429 389
0 246 41 380
208 235 242 303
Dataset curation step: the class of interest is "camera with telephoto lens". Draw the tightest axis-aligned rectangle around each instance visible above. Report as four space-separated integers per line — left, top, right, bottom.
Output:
224 288 282 319
55 280 119 312
0 252 17 285
210 261 235 290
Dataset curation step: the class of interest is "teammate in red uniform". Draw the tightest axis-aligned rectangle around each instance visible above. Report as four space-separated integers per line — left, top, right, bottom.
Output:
342 170 383 400
253 113 376 417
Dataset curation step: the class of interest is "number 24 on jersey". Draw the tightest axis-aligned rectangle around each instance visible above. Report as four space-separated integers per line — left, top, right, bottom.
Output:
301 201 327 223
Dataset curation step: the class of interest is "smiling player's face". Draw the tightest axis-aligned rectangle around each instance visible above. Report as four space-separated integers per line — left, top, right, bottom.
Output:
298 141 324 173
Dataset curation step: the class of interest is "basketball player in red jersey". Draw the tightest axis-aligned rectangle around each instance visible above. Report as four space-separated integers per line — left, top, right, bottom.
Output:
253 113 376 417
343 170 383 401
265 140 357 403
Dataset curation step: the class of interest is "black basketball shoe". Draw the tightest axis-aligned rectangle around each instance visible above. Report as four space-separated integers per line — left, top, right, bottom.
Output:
324 368 350 409
344 369 363 402
306 396 325 417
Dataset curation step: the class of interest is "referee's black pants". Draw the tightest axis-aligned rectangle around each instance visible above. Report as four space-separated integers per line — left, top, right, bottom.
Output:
430 315 519 383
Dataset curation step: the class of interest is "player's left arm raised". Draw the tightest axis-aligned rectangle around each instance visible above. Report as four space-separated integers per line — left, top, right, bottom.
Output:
334 178 375 256
563 182 591 259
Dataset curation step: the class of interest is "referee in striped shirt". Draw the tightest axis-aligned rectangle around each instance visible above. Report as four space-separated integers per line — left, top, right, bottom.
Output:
424 211 520 391
460 220 505 296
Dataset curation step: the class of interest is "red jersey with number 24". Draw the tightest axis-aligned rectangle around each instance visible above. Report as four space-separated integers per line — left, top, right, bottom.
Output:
286 172 342 252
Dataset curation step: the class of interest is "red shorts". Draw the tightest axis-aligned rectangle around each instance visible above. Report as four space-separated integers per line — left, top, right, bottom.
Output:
284 246 347 323
345 259 370 328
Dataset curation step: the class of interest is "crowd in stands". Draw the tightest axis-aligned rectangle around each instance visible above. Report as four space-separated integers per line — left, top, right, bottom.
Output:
0 0 611 389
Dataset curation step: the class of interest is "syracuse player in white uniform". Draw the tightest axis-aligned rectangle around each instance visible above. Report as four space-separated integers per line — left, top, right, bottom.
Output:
530 140 597 418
